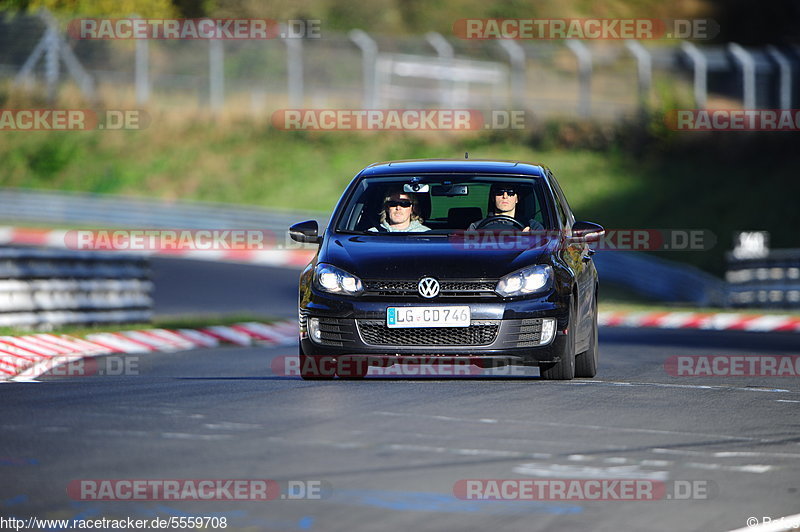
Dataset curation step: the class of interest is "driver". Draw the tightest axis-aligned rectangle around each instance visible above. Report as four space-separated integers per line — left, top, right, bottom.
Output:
468 183 544 231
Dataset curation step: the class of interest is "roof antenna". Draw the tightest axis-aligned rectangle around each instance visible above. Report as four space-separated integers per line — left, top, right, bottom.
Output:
464 152 469 159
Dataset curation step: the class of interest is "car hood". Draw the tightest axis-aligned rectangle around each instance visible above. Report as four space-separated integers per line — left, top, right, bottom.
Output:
321 234 557 279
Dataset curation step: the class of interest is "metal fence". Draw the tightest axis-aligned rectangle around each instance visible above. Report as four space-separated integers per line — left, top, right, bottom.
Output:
726 249 800 308
2 11 799 119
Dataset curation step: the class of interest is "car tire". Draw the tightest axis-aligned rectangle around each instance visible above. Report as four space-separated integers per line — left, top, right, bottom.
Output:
539 300 576 380
575 293 599 378
298 346 335 380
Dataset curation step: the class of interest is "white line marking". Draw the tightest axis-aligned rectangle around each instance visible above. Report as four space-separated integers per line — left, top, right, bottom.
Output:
262 435 554 459
639 460 671 466
513 463 669 481
390 444 530 458
653 448 800 460
375 411 786 443
160 432 234 441
585 380 793 393
203 422 262 430
684 462 773 473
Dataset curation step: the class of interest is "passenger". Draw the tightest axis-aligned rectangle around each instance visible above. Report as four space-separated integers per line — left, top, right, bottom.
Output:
469 183 544 231
369 189 431 232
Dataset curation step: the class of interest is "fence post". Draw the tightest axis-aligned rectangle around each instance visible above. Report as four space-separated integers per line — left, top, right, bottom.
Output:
766 46 792 109
349 29 378 109
680 41 707 109
43 23 60 103
728 43 756 109
285 27 304 108
565 40 591 118
498 40 526 108
135 37 150 105
624 40 652 113
209 28 224 114
425 32 454 106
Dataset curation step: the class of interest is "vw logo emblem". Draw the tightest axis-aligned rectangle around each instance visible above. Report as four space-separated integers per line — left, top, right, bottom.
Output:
418 277 440 298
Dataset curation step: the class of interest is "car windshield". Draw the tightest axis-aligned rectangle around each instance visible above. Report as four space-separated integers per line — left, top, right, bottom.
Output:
335 176 552 234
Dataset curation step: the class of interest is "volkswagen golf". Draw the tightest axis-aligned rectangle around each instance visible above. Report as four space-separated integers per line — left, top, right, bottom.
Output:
290 159 604 380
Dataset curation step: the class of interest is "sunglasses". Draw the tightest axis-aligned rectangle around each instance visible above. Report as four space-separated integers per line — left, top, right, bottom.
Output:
493 189 517 197
386 199 413 208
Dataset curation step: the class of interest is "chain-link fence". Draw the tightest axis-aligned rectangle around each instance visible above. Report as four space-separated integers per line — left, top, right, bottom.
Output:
2 11 799 120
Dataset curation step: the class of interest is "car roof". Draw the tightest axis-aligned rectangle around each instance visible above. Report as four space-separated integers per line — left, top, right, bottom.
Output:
358 159 548 177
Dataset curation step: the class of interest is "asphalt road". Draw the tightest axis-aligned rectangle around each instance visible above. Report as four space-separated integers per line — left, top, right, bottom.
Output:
151 257 300 318
1 259 799 532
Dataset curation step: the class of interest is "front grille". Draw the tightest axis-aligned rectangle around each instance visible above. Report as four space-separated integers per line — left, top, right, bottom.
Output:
363 279 497 298
356 319 499 346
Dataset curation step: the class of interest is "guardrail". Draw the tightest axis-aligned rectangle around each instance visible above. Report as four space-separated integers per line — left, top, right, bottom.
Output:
0 187 329 238
726 249 800 308
0 247 152 328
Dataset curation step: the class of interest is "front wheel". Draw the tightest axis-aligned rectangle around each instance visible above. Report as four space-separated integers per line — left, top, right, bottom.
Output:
539 301 576 380
575 293 599 378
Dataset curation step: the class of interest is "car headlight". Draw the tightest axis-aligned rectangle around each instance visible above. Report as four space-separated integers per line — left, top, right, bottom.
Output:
314 263 364 296
495 265 553 297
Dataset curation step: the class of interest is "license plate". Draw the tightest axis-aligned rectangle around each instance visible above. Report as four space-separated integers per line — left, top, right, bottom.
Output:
386 306 470 328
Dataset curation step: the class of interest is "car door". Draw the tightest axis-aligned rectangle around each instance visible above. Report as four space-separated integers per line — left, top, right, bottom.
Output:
547 171 594 346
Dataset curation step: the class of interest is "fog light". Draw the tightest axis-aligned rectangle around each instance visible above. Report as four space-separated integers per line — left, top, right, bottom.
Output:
539 318 556 345
308 317 322 343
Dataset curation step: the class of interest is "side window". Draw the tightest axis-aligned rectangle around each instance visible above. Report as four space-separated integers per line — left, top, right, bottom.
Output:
548 173 574 229
555 197 568 228
548 177 568 228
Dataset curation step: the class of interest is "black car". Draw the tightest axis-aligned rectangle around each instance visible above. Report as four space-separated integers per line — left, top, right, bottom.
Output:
290 159 604 380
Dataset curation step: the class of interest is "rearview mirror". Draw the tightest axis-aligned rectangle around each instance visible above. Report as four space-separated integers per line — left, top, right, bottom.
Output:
571 221 605 242
403 183 430 193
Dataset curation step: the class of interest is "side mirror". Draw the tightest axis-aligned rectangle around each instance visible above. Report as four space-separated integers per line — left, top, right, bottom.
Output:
289 220 321 244
571 221 605 242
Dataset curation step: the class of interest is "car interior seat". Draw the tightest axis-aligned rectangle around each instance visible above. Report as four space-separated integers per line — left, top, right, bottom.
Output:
447 207 483 229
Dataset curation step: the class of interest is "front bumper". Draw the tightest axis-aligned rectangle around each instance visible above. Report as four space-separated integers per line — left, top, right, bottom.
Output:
300 291 569 365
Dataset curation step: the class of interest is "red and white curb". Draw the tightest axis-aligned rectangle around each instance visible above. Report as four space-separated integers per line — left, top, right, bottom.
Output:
0 321 296 382
0 226 315 268
599 311 800 333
